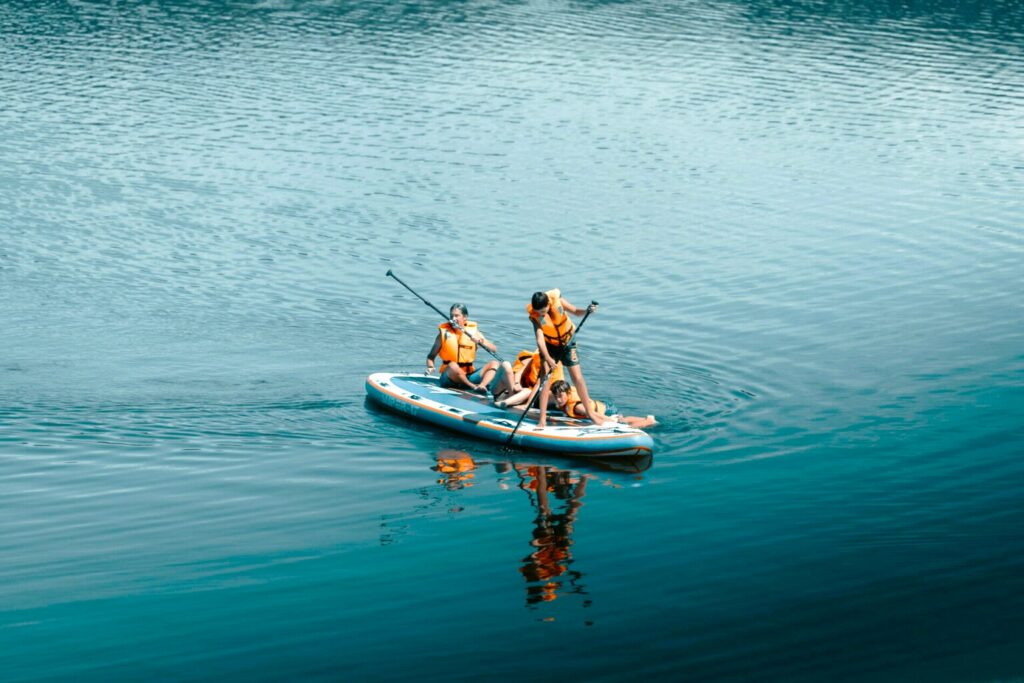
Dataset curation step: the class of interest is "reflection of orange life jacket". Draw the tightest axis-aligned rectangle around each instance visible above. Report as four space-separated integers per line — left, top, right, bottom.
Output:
435 450 476 473
437 321 481 374
520 351 564 388
526 288 575 348
530 544 569 581
563 386 606 419
435 451 476 489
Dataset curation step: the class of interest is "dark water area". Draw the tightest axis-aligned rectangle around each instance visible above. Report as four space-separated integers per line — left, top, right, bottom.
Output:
2 0 1023 680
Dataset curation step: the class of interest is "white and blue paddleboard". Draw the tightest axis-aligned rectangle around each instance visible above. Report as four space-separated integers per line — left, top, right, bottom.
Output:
366 372 654 457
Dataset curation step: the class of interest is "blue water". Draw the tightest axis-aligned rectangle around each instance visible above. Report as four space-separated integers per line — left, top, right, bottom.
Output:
2 0 1023 680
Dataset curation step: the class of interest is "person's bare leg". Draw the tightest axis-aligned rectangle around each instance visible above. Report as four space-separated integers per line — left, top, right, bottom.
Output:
490 362 515 402
446 365 473 390
568 365 608 425
476 361 499 392
621 415 657 429
497 387 532 408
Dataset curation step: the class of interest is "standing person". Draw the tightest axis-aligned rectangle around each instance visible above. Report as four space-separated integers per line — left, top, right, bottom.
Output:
549 380 657 429
527 289 607 427
426 303 499 393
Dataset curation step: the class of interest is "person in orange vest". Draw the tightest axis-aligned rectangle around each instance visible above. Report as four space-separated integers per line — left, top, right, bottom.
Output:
549 380 657 429
489 349 531 407
425 303 500 393
527 289 607 427
492 349 565 409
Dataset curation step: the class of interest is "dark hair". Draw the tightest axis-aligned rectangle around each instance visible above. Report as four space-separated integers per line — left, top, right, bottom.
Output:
530 291 549 311
450 303 468 317
551 380 570 394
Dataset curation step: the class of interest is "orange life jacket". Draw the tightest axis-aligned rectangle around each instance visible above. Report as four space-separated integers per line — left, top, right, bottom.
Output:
563 386 606 419
437 321 481 374
526 288 575 348
520 351 564 388
512 349 535 375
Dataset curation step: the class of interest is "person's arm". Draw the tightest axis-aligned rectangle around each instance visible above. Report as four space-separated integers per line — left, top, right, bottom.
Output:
464 327 496 353
560 297 597 317
512 363 526 392
537 380 553 428
533 321 556 369
476 332 497 354
426 334 442 374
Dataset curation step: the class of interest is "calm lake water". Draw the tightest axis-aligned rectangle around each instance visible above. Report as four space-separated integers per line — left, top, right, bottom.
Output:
2 0 1023 680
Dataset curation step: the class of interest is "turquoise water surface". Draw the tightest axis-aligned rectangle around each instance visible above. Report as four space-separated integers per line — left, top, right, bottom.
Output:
2 0 1023 680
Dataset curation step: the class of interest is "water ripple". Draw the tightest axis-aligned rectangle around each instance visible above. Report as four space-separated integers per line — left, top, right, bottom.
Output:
2 0 1023 679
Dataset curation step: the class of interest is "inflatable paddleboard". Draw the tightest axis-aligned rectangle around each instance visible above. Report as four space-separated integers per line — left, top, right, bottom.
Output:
366 372 654 457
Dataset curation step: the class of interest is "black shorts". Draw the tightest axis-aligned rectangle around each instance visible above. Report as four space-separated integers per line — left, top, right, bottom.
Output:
548 342 580 367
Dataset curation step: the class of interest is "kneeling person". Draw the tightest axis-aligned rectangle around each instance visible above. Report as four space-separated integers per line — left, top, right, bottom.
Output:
426 303 499 393
550 380 656 429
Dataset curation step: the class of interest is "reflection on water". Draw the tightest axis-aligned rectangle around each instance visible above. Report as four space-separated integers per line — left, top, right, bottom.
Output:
430 449 628 611
433 449 478 491
517 465 591 610
3 0 1022 678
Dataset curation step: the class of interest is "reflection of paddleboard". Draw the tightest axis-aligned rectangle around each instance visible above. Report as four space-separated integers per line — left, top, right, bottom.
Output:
366 372 654 457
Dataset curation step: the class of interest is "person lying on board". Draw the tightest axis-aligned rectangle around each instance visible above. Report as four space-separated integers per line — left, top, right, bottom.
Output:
425 303 500 393
548 380 657 429
492 349 564 409
528 288 608 426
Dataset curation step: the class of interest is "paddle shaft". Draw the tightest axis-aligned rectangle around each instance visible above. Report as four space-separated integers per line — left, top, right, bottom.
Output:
386 270 504 363
504 301 597 448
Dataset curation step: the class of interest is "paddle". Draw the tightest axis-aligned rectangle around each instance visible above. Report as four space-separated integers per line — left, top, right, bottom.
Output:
503 301 597 448
386 269 505 363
